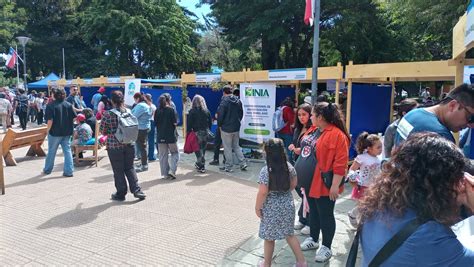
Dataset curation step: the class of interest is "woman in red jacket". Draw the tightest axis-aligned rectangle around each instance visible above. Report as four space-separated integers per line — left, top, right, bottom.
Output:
300 102 350 263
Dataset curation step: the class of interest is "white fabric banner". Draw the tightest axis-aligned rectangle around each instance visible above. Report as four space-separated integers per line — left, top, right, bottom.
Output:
466 1 474 47
124 79 141 106
239 83 276 143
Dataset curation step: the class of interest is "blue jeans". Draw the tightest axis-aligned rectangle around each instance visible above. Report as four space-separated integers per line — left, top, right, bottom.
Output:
278 133 294 163
43 134 74 175
148 120 156 160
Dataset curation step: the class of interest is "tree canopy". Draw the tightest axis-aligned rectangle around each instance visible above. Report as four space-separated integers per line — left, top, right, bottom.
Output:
0 0 469 83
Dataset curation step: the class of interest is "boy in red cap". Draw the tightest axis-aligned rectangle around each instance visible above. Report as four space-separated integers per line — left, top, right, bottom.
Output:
72 114 93 147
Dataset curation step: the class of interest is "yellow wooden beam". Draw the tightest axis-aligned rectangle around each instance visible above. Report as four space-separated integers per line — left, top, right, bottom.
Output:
345 60 456 81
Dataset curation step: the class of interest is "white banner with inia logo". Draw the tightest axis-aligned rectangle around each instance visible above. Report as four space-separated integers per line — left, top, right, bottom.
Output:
239 83 276 143
124 79 141 106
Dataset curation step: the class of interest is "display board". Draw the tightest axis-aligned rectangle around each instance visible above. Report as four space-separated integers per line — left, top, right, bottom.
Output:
124 79 141 106
239 83 276 143
349 84 392 158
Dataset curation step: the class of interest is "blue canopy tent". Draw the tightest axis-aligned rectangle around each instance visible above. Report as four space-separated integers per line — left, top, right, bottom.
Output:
27 73 60 91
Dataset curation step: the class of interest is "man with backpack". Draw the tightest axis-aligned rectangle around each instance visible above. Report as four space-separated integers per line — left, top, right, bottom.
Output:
14 88 29 130
273 97 295 163
216 85 247 172
43 88 77 177
100 90 146 201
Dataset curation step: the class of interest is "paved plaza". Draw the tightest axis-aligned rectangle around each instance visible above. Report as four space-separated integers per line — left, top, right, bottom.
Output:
1 130 358 266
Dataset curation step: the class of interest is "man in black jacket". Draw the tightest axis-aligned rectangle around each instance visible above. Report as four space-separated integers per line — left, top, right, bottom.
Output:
216 85 247 172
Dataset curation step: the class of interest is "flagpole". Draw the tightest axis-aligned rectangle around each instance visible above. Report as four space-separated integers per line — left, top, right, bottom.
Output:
15 45 20 88
62 48 66 78
311 0 321 105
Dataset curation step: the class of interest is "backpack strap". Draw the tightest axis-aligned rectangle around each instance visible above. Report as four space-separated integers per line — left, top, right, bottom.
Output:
346 217 427 267
368 218 427 267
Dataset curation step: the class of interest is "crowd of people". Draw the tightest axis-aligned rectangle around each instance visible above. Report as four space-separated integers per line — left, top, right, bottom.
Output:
255 84 474 266
2 82 474 266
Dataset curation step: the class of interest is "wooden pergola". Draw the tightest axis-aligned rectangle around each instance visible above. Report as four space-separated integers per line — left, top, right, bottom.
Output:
343 60 456 130
180 64 344 134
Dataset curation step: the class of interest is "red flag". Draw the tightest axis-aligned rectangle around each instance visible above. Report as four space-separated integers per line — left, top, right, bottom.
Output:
5 47 17 69
304 0 314 26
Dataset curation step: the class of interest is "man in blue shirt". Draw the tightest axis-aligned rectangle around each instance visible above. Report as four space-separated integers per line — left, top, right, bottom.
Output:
394 84 474 147
91 87 105 113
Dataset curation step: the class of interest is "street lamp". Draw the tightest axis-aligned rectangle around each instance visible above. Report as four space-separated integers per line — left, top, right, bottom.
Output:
16 36 30 91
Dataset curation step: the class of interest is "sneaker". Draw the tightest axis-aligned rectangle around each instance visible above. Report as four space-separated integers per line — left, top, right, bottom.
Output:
300 225 311 235
111 193 125 201
167 173 177 180
135 165 148 173
209 160 219 165
348 213 359 228
219 166 233 173
314 245 332 262
63 173 74 177
194 163 201 170
240 163 248 171
300 237 319 251
133 190 146 200
294 221 305 230
198 168 206 173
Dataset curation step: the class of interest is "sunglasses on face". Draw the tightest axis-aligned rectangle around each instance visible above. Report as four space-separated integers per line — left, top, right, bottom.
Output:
463 106 474 124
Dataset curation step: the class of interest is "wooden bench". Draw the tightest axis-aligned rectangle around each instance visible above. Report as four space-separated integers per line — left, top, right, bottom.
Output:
2 127 47 166
73 121 103 167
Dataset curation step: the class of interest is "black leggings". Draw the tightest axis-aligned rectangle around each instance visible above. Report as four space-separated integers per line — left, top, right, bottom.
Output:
308 196 336 248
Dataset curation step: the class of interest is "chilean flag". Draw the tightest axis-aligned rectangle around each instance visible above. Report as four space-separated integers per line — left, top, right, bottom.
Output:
304 0 314 26
5 47 17 69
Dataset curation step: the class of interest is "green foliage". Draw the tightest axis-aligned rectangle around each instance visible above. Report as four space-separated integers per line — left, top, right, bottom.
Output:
379 0 468 60
206 0 468 68
0 0 27 51
0 70 20 87
196 24 262 72
80 0 198 77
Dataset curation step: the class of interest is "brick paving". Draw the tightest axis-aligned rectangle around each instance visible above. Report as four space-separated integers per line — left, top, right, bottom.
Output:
1 126 357 266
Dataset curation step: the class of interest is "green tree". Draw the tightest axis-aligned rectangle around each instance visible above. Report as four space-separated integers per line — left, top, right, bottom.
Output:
80 0 199 77
0 0 27 51
15 0 101 79
196 19 261 72
381 0 468 60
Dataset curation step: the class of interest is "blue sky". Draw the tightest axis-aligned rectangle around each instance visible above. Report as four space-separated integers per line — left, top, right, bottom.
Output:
177 0 211 24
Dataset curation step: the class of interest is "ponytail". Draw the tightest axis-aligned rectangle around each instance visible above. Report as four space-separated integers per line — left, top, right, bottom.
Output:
355 131 381 154
314 102 351 142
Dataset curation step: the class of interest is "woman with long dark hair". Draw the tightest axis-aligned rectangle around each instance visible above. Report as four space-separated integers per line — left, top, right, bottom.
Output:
300 102 350 262
187 95 212 173
288 103 316 236
155 95 179 179
359 133 474 266
99 90 145 201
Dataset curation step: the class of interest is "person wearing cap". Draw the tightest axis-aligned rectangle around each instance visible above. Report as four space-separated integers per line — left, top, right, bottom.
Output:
0 93 12 133
91 87 106 113
72 114 93 147
394 84 474 147
43 87 77 177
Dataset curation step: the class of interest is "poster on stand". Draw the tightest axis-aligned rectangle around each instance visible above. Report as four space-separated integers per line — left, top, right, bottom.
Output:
239 83 276 143
124 79 141 106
